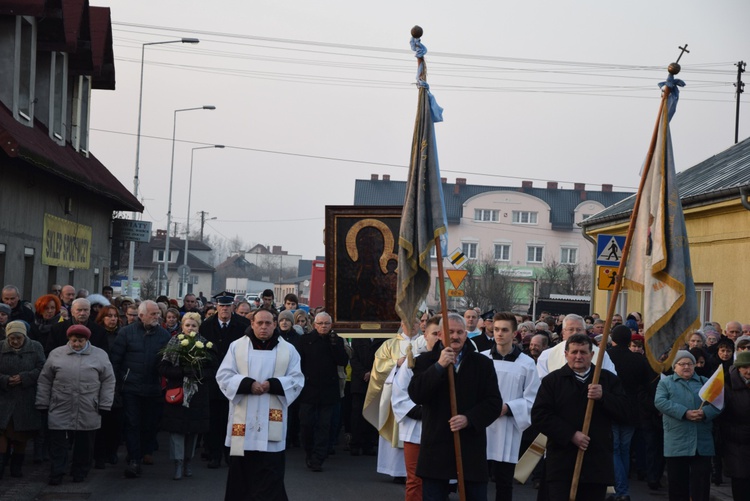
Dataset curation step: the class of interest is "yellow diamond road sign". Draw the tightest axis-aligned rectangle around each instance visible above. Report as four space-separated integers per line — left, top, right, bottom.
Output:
448 248 468 268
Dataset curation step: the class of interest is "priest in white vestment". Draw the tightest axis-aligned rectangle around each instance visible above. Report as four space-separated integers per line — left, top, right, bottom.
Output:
216 309 304 501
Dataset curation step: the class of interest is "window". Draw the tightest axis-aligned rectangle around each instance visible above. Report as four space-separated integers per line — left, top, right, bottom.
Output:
156 250 176 263
462 242 477 259
494 244 510 261
71 75 91 155
527 245 544 263
560 247 578 265
474 209 499 222
695 284 713 326
429 245 437 258
14 16 37 125
49 52 68 144
512 211 538 224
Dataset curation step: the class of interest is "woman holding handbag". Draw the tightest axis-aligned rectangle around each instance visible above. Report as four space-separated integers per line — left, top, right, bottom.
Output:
158 312 214 480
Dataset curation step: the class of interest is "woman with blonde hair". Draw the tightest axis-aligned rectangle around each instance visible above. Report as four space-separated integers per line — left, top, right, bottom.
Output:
158 312 214 480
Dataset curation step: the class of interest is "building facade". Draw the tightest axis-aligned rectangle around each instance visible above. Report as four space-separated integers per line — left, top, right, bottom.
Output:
0 2 142 300
354 175 631 312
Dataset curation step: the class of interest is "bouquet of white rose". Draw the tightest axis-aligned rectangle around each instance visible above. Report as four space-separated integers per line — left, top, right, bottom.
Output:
161 332 215 407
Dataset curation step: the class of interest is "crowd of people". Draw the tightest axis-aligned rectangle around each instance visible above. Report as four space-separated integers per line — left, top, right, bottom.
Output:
1 282 750 501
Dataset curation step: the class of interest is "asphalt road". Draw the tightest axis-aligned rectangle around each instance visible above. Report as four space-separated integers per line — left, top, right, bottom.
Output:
0 434 734 500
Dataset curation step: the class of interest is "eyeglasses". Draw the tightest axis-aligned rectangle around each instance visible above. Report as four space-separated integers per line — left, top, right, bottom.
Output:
675 362 694 367
315 322 332 326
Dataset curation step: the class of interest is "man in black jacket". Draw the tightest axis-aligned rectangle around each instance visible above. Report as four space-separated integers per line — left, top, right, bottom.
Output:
110 300 170 478
46 298 108 355
607 325 653 501
531 333 629 501
408 312 502 500
199 295 249 468
296 312 349 472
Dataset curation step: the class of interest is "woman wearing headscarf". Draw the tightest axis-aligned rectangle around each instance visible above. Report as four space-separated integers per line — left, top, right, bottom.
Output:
655 350 721 501
0 321 45 478
36 324 115 485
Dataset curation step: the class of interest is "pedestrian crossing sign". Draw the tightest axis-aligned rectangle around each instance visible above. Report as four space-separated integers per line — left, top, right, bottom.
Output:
596 234 626 266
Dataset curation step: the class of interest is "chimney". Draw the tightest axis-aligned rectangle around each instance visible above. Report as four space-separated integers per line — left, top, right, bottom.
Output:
456 178 467 185
602 183 613 192
383 174 390 181
441 177 447 184
547 181 558 190
156 229 166 238
272 245 282 254
370 174 379 181
574 183 585 191
521 181 533 189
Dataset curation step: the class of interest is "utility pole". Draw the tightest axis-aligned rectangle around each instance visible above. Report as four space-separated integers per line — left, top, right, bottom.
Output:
736 61 746 144
199 211 208 242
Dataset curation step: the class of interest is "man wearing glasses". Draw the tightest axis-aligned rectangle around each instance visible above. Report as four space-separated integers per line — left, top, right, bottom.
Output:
537 314 617 379
295 312 349 472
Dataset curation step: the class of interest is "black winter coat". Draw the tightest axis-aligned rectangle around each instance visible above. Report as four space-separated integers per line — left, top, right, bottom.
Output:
349 338 385 395
157 338 213 435
109 321 170 397
606 344 653 426
531 365 629 485
408 343 502 482
199 314 248 400
718 366 750 479
297 331 349 405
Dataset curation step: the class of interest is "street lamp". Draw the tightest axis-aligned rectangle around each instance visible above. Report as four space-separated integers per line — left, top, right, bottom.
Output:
180 144 224 297
127 37 200 297
163 105 216 296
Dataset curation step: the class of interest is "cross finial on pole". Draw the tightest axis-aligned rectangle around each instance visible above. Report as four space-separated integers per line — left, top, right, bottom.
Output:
668 43 690 75
676 44 690 63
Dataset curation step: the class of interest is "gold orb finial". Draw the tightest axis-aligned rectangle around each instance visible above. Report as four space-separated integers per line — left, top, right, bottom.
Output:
411 26 423 39
668 62 681 75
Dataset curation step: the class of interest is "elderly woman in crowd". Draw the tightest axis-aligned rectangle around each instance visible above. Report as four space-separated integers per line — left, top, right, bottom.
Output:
158 312 213 480
0 321 45 478
655 350 721 501
686 330 706 351
163 308 181 336
36 324 115 485
718 350 750 500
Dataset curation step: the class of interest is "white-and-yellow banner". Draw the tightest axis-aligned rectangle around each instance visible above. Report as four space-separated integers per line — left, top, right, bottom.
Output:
42 214 92 269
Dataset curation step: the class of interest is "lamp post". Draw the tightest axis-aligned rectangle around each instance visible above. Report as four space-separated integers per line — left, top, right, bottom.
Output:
127 37 199 298
163 105 216 296
180 144 224 297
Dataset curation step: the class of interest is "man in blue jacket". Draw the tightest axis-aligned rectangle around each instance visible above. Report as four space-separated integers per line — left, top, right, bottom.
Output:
110 300 170 478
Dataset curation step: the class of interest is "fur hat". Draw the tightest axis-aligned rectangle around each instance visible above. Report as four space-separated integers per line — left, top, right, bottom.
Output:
672 350 696 370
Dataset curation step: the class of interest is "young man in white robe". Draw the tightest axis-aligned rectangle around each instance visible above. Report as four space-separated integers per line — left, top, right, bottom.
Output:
483 312 540 501
392 316 443 501
216 309 304 501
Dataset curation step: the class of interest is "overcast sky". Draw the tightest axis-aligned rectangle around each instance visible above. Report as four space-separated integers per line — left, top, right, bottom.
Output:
89 0 750 260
